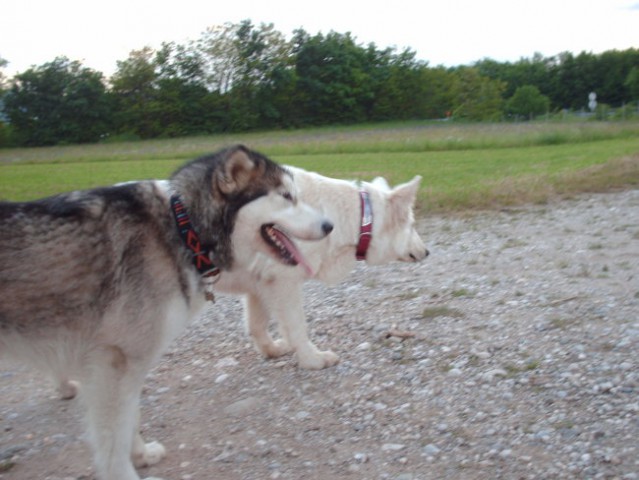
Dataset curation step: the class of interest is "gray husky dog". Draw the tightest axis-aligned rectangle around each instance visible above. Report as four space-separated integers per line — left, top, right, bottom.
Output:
0 145 333 480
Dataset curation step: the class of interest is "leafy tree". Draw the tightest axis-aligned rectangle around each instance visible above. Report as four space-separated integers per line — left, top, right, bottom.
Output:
0 56 8 91
196 20 293 130
155 41 205 86
424 67 459 118
110 47 159 138
255 62 299 128
0 56 12 147
450 67 505 121
3 57 111 146
368 49 454 121
196 21 290 93
476 53 552 100
506 85 550 119
369 47 419 120
197 22 241 94
228 20 292 130
625 66 639 102
153 42 220 136
150 77 213 137
544 50 639 109
294 30 375 125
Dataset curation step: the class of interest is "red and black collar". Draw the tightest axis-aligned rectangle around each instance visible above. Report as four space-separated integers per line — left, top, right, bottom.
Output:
355 190 373 261
170 195 220 279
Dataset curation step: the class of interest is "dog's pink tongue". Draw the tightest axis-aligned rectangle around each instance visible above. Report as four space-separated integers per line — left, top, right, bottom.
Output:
293 251 314 277
274 229 314 276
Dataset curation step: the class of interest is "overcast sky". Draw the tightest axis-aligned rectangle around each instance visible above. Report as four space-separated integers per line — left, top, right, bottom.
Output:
2 0 638 78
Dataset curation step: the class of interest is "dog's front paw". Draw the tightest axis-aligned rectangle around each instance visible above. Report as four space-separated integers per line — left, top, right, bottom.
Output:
297 349 340 370
260 338 293 358
133 441 166 468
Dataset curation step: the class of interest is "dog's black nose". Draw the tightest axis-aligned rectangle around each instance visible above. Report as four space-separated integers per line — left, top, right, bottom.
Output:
411 248 430 261
322 221 334 235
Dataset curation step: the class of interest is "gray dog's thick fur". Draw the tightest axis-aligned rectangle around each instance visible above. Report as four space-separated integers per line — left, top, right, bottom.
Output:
0 145 331 480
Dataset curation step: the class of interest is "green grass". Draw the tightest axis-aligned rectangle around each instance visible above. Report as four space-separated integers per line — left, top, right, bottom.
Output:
1 121 638 212
0 160 181 200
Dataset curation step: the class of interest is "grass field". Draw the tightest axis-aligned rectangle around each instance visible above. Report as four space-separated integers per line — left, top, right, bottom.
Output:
1 121 638 213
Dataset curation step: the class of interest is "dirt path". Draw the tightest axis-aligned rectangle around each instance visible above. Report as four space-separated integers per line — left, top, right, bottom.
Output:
1 189 638 480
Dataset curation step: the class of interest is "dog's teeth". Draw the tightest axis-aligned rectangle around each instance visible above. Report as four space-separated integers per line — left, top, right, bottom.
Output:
263 224 297 265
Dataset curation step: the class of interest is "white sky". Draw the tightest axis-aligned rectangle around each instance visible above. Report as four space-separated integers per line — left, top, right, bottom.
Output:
1 0 638 78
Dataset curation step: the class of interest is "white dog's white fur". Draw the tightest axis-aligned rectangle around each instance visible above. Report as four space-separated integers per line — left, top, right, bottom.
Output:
216 166 428 369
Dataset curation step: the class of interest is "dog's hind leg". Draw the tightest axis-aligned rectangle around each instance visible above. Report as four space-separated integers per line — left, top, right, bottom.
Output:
81 345 165 480
259 284 340 370
244 293 293 359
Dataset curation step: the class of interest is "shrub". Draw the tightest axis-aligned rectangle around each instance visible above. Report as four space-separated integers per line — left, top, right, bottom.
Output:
507 85 550 120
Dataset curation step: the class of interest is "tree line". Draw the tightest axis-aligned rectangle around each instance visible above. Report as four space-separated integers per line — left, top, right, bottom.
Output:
1 20 638 147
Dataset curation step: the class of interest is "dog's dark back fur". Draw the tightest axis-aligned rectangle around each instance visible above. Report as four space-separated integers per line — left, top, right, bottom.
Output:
0 182 176 333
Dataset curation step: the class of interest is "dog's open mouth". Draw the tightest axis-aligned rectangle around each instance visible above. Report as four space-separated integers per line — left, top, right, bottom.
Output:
260 224 313 275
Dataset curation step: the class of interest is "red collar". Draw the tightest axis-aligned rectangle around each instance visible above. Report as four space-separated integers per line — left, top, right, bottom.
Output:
355 190 373 260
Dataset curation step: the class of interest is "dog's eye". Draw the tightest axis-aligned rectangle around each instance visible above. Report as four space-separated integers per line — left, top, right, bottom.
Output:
282 192 293 202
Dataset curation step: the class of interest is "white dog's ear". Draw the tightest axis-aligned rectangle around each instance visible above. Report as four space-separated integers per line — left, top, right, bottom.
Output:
372 176 391 191
390 176 421 220
392 176 421 202
218 148 260 194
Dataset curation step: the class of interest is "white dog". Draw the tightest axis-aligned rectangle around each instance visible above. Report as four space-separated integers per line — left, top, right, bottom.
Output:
217 166 429 369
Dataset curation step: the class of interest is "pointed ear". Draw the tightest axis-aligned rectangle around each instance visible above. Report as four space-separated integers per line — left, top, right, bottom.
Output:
372 176 391 191
390 175 421 220
218 148 260 194
392 175 421 203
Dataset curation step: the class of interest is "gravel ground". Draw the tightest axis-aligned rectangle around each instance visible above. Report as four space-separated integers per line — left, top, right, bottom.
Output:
1 189 638 480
